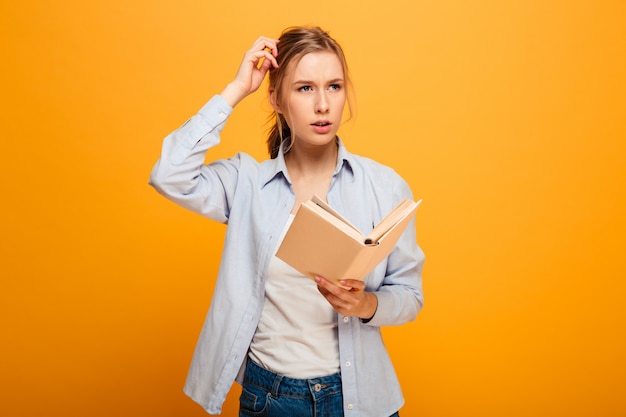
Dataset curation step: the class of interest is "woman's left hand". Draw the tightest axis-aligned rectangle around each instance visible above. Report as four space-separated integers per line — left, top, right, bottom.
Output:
315 276 378 320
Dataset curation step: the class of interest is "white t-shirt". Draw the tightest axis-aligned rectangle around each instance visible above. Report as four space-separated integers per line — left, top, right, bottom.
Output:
248 215 340 379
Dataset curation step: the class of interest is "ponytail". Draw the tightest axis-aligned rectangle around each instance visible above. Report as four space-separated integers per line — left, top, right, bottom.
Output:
267 113 292 159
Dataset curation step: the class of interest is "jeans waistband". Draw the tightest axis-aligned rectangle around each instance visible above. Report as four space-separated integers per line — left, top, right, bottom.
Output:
244 359 342 399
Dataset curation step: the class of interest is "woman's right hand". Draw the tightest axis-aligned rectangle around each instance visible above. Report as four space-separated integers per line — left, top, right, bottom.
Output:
220 36 279 107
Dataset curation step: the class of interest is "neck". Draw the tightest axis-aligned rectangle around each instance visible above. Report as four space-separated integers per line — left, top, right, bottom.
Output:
285 140 338 181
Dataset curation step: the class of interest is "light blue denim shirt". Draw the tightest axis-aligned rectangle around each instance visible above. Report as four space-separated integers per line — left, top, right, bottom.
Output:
149 95 425 416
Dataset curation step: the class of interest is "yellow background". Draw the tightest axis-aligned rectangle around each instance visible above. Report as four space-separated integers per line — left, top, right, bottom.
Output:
2 1 625 416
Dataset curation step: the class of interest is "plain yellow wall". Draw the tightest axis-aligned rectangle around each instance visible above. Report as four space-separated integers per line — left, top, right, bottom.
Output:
1 0 625 416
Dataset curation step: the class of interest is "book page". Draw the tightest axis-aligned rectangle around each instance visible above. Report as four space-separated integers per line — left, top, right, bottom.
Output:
304 199 365 242
309 195 363 236
364 199 422 244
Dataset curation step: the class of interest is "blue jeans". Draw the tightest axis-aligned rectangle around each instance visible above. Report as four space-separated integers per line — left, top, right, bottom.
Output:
239 359 400 417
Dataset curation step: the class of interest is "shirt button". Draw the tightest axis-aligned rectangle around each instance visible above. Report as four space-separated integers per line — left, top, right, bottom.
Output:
218 112 226 120
345 361 351 367
343 316 350 323
347 404 353 410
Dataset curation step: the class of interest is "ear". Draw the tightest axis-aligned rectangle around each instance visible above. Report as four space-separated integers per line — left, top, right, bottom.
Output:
269 88 282 114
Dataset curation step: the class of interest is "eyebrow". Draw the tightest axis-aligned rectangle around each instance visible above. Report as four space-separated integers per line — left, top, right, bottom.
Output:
292 78 345 85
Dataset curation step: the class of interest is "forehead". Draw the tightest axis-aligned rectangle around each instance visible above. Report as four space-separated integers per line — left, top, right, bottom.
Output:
291 51 344 79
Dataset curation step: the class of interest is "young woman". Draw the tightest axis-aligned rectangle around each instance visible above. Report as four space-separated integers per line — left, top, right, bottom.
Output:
150 26 425 417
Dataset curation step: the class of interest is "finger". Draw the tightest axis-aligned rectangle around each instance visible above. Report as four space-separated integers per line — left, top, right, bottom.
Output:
317 286 348 311
247 50 278 70
339 279 365 292
315 275 334 290
252 37 279 56
247 37 279 71
260 51 279 69
314 276 344 294
317 278 359 306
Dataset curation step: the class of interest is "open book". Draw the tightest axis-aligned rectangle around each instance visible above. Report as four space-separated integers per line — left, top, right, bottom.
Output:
276 195 422 285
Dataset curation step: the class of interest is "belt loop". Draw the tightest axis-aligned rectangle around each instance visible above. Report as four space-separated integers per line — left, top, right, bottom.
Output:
270 373 283 397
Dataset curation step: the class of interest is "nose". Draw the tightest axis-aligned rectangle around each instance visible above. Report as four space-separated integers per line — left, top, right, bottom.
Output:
315 92 329 114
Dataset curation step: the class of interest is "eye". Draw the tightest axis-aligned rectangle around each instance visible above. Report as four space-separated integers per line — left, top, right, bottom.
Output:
329 83 342 91
298 85 312 92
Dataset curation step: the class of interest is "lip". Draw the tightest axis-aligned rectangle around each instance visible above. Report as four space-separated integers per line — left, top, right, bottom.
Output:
311 120 332 134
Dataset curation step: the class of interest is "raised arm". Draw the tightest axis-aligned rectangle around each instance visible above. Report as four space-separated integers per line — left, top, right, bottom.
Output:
149 36 279 221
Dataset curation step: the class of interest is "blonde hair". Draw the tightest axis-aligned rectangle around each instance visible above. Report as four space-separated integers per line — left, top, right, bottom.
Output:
266 26 354 158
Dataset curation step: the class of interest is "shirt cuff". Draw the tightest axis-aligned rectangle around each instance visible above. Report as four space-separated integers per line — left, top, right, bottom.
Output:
197 94 234 126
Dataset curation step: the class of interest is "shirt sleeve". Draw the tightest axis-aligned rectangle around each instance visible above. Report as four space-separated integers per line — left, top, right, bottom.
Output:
149 95 240 223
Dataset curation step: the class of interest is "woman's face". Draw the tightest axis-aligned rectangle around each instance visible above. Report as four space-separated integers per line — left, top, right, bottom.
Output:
273 51 346 149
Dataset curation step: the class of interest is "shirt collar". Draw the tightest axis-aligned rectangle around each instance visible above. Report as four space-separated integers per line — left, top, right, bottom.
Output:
260 136 356 188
